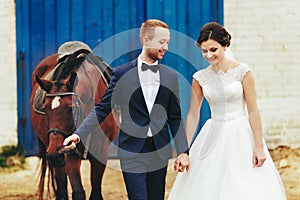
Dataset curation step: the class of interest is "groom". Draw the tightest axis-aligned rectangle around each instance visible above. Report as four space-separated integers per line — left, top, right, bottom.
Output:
63 19 190 200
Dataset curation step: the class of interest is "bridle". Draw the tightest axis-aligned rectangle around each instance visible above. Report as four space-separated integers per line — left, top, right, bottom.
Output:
45 92 84 154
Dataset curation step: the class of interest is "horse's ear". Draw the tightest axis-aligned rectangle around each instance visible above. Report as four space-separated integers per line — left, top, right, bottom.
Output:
66 71 77 91
36 75 52 93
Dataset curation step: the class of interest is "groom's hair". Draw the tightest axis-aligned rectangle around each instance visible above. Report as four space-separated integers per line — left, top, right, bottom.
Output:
140 19 169 43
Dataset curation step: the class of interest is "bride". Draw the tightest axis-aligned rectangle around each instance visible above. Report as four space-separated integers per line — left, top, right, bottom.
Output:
169 22 286 200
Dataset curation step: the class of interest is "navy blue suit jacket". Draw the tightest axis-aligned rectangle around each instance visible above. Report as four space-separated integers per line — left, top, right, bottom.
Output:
75 59 188 160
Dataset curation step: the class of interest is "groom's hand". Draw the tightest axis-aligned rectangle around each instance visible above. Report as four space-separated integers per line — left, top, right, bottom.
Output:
63 134 80 150
174 153 190 172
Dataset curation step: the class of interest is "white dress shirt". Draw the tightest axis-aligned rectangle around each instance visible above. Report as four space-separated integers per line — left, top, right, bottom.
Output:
137 56 160 137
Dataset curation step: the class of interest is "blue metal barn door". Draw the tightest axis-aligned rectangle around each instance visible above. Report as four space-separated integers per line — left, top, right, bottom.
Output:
16 0 223 155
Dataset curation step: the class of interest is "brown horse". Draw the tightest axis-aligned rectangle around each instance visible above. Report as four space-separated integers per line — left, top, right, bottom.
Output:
30 49 119 200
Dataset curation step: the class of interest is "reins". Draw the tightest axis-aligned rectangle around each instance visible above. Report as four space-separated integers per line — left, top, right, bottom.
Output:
45 92 77 97
45 91 84 155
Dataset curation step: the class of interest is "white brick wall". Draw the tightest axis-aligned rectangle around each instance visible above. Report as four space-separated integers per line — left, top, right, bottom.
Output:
224 0 300 148
0 0 17 146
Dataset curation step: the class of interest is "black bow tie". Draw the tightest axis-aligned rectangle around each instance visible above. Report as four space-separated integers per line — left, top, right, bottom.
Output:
141 63 159 73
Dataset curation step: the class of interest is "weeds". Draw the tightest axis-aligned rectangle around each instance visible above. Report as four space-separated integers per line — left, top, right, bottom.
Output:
0 145 25 171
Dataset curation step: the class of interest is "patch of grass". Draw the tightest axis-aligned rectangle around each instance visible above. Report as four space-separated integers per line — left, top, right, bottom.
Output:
0 145 26 171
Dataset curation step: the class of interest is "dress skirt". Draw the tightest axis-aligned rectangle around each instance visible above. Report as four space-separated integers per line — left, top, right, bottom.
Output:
168 116 286 200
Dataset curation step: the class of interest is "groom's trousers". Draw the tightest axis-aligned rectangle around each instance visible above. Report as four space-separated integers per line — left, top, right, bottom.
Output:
120 137 169 200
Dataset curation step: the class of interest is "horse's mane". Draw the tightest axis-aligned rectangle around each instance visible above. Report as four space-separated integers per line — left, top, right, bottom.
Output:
52 49 112 86
52 49 90 82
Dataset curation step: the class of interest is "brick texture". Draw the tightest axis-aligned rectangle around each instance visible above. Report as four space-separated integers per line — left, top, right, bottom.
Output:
224 0 300 148
0 0 17 146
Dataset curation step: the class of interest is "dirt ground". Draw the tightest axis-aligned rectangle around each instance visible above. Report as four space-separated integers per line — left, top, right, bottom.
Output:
0 146 299 200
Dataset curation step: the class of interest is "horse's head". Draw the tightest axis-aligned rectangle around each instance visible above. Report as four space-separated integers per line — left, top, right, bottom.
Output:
36 72 80 167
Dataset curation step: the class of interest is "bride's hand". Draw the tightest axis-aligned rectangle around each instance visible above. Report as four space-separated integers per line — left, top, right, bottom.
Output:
174 153 190 172
253 147 266 167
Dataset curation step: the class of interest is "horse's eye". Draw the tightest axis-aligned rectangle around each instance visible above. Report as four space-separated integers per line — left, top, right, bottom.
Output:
69 105 75 113
42 104 49 110
68 106 73 113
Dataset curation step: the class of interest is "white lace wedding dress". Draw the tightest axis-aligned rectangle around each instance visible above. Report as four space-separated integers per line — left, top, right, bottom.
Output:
168 63 286 200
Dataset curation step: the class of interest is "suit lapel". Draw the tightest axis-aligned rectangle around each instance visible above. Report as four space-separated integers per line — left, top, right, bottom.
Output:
128 60 149 113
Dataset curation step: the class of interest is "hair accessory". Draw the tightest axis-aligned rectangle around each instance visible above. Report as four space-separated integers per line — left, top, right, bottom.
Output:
208 31 213 39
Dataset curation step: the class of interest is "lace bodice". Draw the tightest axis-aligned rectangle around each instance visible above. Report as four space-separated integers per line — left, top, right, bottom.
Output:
193 63 251 120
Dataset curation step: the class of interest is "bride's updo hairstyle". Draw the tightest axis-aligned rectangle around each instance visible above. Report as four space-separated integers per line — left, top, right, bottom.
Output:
196 22 231 47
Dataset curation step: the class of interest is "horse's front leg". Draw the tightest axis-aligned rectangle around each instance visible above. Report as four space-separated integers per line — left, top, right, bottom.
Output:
53 167 68 200
65 154 86 200
89 155 107 200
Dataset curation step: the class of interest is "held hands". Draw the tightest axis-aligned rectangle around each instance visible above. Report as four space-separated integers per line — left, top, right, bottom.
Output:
62 134 80 150
253 146 266 167
174 153 190 172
